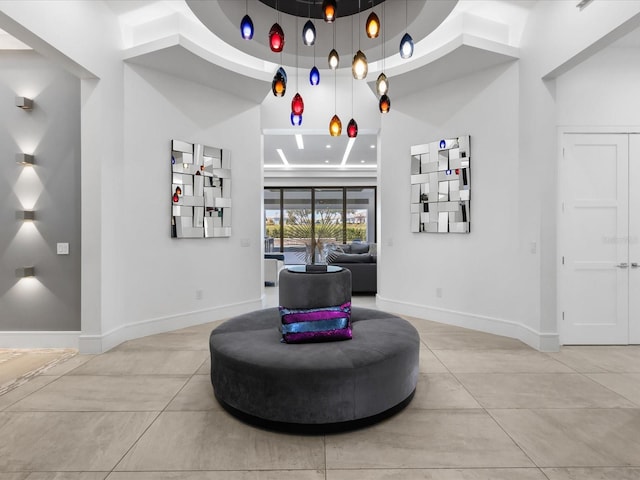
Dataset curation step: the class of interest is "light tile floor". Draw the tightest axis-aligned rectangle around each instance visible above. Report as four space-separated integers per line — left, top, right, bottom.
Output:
0 293 639 479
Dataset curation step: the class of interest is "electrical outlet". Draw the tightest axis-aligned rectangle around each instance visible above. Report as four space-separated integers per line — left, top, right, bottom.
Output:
56 243 69 255
436 287 442 298
196 289 203 300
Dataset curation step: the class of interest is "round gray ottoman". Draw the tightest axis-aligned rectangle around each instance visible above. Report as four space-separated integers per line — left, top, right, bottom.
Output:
209 307 420 433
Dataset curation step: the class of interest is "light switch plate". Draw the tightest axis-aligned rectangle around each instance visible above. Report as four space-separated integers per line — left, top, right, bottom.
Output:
57 243 69 255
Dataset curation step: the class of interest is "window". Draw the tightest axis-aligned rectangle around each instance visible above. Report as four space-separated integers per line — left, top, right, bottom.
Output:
264 187 376 264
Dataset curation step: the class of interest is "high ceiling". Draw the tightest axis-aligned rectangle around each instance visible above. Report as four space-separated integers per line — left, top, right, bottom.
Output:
3 1 543 174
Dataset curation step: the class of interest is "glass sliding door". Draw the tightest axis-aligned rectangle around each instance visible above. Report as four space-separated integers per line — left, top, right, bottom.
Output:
264 188 282 253
346 187 376 244
283 189 313 264
264 186 376 264
314 188 344 262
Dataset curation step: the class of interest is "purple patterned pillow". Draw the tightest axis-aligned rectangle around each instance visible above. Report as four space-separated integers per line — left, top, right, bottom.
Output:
279 302 352 343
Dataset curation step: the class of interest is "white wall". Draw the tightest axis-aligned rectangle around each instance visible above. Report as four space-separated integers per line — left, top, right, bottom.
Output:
116 64 262 348
556 44 640 127
377 62 547 346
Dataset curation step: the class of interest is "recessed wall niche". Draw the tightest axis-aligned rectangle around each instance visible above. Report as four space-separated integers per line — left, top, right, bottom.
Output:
410 136 470 233
171 139 231 238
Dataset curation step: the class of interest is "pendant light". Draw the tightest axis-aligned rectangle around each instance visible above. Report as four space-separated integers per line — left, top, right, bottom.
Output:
348 15 358 139
240 16 254 40
399 1 413 59
376 73 388 96
352 50 368 79
400 33 414 59
310 66 320 85
272 67 287 97
291 113 303 126
347 118 358 138
329 66 341 136
329 115 342 136
328 19 339 69
377 3 389 96
379 94 391 114
303 20 316 46
269 23 285 52
240 0 253 40
291 20 304 119
328 49 339 69
309 3 320 86
365 12 380 39
291 93 304 115
322 0 337 23
351 8 368 80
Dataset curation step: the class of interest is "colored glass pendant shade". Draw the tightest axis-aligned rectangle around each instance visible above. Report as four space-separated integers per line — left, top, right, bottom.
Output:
376 72 389 96
322 0 337 23
291 112 303 126
329 114 342 136
291 93 304 115
366 12 380 39
303 20 316 46
352 50 368 80
399 32 414 59
328 49 339 70
379 94 391 113
347 118 358 138
272 67 287 96
240 14 254 40
309 66 320 85
269 23 285 52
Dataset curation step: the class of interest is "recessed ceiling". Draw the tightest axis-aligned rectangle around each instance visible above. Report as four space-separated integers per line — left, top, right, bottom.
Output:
185 0 458 66
258 0 386 19
264 132 376 168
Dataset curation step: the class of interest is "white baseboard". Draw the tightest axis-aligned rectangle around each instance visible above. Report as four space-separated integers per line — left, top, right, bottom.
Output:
0 331 81 349
78 297 263 354
375 295 559 352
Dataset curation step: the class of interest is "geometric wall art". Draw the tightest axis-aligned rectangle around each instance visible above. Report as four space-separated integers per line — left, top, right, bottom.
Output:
410 136 470 233
171 139 232 238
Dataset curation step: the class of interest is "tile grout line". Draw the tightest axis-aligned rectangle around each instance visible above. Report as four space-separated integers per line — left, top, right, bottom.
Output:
105 348 205 475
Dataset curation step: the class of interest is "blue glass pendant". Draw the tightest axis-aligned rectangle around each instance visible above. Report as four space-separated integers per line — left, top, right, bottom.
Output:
291 113 303 126
303 20 316 46
399 32 414 59
240 15 254 40
310 66 320 85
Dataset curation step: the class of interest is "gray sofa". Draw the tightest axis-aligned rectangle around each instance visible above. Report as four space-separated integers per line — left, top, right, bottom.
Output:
327 243 377 294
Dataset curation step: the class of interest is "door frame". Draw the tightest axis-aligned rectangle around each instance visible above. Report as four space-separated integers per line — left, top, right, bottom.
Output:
557 126 640 345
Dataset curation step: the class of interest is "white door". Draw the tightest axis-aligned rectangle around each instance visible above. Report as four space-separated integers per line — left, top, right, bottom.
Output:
560 133 630 344
629 135 640 344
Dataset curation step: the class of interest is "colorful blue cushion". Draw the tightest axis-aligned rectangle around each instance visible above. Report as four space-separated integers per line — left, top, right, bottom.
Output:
279 302 352 343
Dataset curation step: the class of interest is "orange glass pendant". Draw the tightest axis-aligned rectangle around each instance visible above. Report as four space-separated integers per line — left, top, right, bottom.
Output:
329 114 342 136
379 94 391 114
322 0 337 23
272 67 287 97
365 12 380 39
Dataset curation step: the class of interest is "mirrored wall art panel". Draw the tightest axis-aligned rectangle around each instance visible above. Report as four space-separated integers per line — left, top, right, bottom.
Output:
171 139 231 238
410 136 470 233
